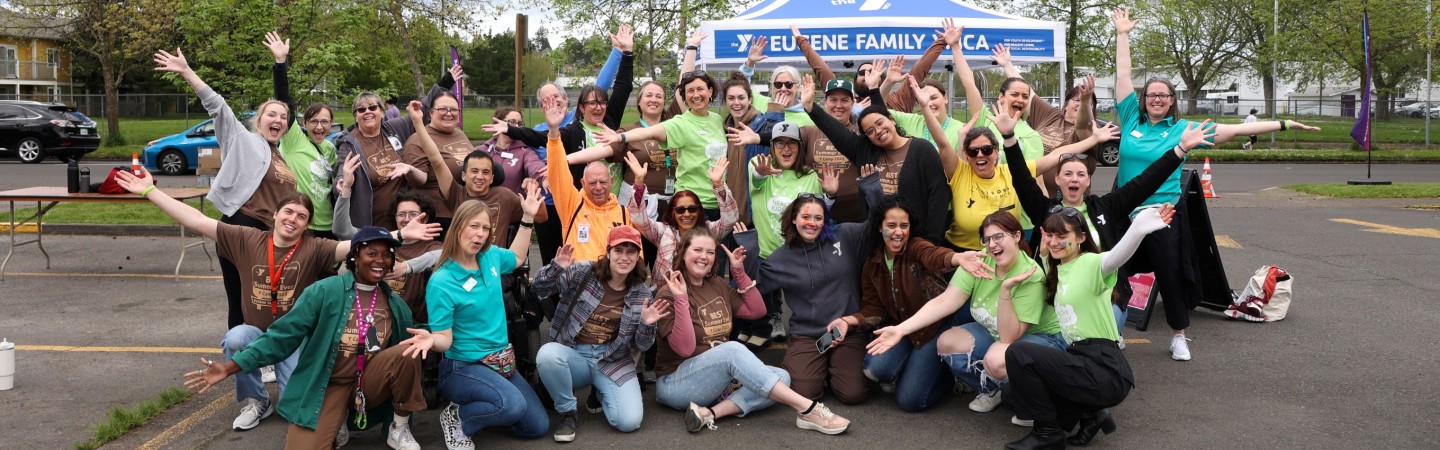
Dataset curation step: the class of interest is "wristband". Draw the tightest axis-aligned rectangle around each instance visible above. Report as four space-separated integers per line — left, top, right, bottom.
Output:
518 221 535 229
1001 132 1015 140
397 229 404 241
685 45 699 52
619 133 628 144
1279 120 1288 131
1175 144 1189 155
140 185 156 198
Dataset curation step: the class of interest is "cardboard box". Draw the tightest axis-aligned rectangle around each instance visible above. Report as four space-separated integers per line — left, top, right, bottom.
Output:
196 147 221 176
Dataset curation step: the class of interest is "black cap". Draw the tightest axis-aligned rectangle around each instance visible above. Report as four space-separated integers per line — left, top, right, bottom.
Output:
351 226 401 249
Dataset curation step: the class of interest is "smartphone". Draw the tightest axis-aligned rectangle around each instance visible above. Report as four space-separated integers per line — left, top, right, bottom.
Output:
815 326 841 354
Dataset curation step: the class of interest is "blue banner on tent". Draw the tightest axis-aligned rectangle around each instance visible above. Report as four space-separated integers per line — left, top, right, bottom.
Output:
712 27 1057 60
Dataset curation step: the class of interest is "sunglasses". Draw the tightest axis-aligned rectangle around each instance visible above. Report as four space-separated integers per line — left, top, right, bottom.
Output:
797 192 825 200
965 145 997 157
772 81 795 89
354 104 381 114
681 69 708 83
673 205 701 215
1048 205 1082 217
856 69 870 76
1058 153 1090 162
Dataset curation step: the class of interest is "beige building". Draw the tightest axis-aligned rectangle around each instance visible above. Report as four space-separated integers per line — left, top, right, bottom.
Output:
0 8 80 102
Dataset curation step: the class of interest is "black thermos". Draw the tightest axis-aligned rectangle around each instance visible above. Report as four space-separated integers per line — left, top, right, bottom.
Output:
79 167 91 193
67 159 81 193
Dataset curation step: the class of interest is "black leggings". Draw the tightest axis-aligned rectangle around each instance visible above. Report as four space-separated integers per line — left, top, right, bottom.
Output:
1135 214 1194 330
535 203 562 265
219 212 268 330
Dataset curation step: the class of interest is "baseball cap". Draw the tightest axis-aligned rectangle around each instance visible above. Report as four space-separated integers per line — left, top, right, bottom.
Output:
608 225 642 249
352 226 401 249
772 120 802 142
824 79 855 98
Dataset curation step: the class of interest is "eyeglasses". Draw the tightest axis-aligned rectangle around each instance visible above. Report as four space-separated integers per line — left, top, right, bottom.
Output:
305 119 332 126
580 100 605 107
354 104 381 114
1048 205 1081 217
395 211 424 219
673 205 701 215
433 107 461 115
504 119 523 126
862 117 888 138
772 140 799 149
1144 93 1174 99
965 145 997 157
980 232 1008 246
772 81 795 89
1058 153 1090 162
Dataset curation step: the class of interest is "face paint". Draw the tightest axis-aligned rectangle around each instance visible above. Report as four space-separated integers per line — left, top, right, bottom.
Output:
1062 241 1072 248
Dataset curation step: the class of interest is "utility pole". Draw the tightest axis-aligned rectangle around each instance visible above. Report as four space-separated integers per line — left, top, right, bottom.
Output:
516 14 528 109
1271 0 1278 148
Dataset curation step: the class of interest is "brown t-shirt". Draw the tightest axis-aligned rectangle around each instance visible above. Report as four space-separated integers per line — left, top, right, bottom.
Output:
330 286 394 382
445 184 524 247
654 278 744 376
215 223 340 330
876 146 910 196
616 122 674 194
385 240 443 323
237 147 301 227
403 125 473 219
800 126 861 222
575 283 628 344
724 111 759 224
357 132 404 230
1027 100 1097 195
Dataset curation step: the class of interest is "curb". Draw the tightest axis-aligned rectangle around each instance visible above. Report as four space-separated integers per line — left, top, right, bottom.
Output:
0 223 183 236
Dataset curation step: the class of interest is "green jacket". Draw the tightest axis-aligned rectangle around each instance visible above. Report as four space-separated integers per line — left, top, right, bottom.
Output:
232 271 414 430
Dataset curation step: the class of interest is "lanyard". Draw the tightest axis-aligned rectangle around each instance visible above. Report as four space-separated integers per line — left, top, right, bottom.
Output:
351 286 380 428
267 237 301 318
923 116 951 143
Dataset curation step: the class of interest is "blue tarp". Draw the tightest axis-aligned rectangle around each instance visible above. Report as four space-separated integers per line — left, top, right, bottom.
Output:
700 0 1066 68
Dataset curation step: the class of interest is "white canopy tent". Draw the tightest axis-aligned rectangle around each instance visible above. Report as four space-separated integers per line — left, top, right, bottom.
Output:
698 0 1069 95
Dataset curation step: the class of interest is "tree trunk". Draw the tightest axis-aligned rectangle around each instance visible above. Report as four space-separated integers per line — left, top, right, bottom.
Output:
101 57 124 146
389 7 426 98
1064 0 1079 90
1261 72 1275 115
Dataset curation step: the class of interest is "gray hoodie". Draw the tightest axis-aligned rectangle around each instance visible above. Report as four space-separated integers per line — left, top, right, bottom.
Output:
199 86 271 217
737 221 868 338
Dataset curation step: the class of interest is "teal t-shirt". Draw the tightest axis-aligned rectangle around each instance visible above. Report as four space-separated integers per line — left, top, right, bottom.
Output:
427 248 518 362
748 168 822 257
1115 92 1215 209
658 110 728 209
891 110 965 151
1053 252 1119 344
975 107 1045 164
949 253 1057 338
278 123 336 231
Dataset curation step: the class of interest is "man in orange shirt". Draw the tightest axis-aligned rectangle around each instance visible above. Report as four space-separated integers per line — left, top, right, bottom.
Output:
542 96 630 261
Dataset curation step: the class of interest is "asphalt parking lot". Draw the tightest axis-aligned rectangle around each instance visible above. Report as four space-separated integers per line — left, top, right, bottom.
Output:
1 163 1437 449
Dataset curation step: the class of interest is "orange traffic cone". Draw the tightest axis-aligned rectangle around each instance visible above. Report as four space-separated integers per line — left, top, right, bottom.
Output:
1201 157 1221 198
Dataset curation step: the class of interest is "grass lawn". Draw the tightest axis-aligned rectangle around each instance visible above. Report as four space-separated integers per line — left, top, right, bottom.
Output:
10 198 218 225
74 387 191 450
1191 148 1440 163
1284 182 1440 198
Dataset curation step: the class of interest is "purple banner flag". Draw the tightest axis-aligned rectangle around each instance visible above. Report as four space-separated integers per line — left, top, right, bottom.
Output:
1349 11 1372 151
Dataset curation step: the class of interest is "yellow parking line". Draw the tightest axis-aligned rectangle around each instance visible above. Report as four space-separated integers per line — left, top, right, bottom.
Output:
18 345 220 354
1125 338 1151 344
137 388 234 450
4 272 221 279
1331 218 1440 239
0 224 39 233
1214 235 1243 249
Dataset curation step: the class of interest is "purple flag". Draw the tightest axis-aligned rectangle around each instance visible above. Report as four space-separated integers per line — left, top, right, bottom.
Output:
1350 11 1372 151
450 45 463 128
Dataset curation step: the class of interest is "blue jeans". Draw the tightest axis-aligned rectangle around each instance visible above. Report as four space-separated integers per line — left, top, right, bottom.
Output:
1114 304 1128 335
940 322 998 394
439 357 549 438
221 324 297 403
864 329 954 412
1016 332 1068 350
655 341 790 416
536 342 643 432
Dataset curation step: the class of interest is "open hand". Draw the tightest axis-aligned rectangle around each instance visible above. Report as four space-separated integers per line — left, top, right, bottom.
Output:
1001 265 1037 291
1180 119 1217 150
399 328 434 359
746 36 768 66
708 156 729 186
686 30 708 47
263 31 289 63
554 244 576 269
751 154 782 177
152 48 192 74
520 178 543 217
116 167 156 195
990 44 1012 67
1113 8 1138 34
1092 121 1120 143
623 152 648 183
611 24 635 52
400 213 442 241
641 298 673 325
937 18 963 48
954 251 995 279
726 122 760 146
820 164 840 195
867 326 905 355
183 357 230 394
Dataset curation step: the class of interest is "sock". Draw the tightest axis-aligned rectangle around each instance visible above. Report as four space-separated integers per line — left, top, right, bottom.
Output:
800 400 816 415
393 414 410 426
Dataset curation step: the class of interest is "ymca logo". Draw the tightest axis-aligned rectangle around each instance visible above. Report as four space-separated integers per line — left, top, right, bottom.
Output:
735 34 754 51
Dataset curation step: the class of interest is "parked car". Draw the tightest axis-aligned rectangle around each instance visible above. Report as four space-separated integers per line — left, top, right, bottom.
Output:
0 100 100 163
143 116 343 175
1396 101 1435 118
1096 118 1120 167
1096 98 1116 113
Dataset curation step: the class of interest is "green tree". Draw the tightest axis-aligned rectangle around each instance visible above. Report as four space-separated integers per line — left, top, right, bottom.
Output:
1286 0 1437 120
529 0 759 83
464 32 518 95
1134 0 1251 113
973 0 1121 91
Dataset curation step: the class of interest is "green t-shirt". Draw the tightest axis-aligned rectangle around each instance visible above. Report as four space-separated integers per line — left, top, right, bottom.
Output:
975 107 1045 164
579 122 624 195
891 110 965 151
748 168 822 257
658 110 728 209
1072 203 1102 248
751 88 816 127
1053 252 1119 344
949 253 1058 338
278 123 336 231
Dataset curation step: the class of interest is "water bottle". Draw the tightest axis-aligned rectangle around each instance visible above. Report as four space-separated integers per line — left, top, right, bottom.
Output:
79 167 91 193
67 159 80 193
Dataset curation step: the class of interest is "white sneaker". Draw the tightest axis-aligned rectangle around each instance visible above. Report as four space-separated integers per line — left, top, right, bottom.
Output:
387 421 421 450
769 315 788 342
1170 334 1193 361
334 425 349 448
232 397 273 431
260 365 276 383
878 382 896 394
439 402 474 450
1011 415 1034 427
1117 336 1126 350
795 402 850 435
968 390 1003 413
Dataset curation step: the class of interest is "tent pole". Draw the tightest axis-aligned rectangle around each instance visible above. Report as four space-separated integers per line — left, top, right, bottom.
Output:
1059 60 1067 100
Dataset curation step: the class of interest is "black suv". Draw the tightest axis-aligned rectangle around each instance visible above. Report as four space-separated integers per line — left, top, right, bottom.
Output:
0 100 100 163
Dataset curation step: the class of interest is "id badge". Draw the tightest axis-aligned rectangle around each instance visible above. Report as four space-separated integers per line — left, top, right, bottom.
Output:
365 327 383 353
462 276 477 292
577 224 591 243
387 135 404 152
1129 130 1144 139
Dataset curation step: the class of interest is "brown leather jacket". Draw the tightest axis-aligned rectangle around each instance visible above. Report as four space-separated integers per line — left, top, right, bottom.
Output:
853 238 957 346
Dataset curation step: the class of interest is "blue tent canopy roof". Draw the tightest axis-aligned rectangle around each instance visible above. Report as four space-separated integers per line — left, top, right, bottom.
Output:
733 0 1017 21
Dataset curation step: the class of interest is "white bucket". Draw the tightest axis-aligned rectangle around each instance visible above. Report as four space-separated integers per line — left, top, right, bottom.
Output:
0 339 14 390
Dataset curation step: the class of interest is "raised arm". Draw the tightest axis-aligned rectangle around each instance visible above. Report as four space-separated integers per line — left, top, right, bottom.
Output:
116 168 218 240
908 74 970 178
1102 205 1173 275
680 31 705 81
604 25 636 129
1033 121 1119 173
1113 8 1137 102
886 35 947 111
941 19 984 120
1003 136 1051 227
508 179 543 266
792 26 836 86
406 101 452 198
724 244 766 320
265 32 294 119
1073 75 1095 140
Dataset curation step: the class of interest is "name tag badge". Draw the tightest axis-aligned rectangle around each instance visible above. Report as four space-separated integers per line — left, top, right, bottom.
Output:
577 224 591 243
387 136 404 152
1129 130 1144 139
500 151 515 159
462 277 477 292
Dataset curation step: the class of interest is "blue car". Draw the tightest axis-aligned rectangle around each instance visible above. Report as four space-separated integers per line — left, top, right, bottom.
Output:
143 115 345 175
